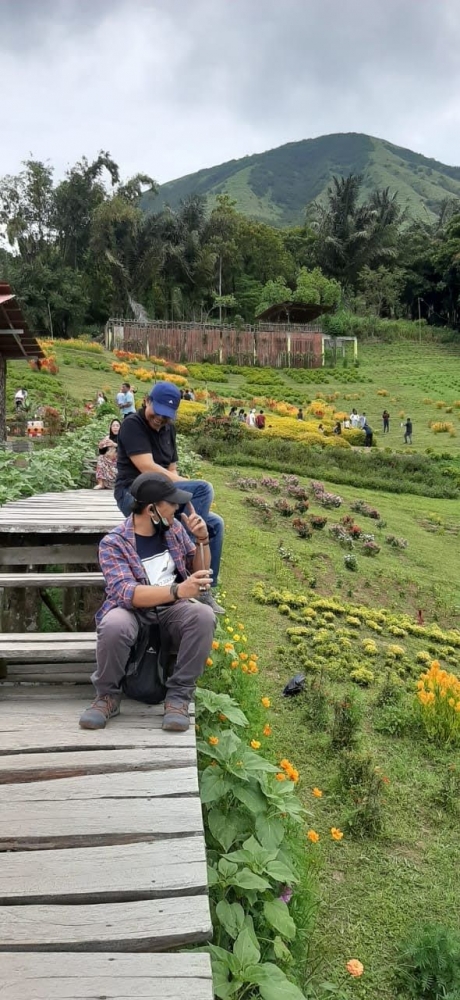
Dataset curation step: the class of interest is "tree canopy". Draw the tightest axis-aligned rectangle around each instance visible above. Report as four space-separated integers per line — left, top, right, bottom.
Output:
0 155 459 336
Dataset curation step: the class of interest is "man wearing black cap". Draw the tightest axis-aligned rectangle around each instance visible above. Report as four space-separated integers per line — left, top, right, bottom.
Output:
79 472 216 732
115 381 224 611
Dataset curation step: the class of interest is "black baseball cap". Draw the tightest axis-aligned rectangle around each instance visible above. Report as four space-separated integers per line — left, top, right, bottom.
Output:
130 472 192 506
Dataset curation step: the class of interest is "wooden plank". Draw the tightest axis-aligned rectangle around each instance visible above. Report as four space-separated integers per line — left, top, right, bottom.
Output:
0 644 96 662
0 894 212 950
0 795 203 848
0 572 104 587
3 668 93 683
0 632 95 642
0 837 207 903
0 952 213 999
0 767 198 802
0 719 196 753
0 545 99 566
0 746 196 783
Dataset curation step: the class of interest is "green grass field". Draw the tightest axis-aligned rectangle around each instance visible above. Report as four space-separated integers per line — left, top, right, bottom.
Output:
6 337 460 998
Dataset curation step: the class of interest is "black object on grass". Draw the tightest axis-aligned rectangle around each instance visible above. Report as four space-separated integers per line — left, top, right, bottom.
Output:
282 673 306 697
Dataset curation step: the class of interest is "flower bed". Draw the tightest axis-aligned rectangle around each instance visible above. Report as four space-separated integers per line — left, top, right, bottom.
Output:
196 608 346 998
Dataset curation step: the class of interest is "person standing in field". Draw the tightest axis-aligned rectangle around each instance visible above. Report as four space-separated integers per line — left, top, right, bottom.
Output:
246 408 256 428
116 382 136 418
363 420 373 447
297 408 304 420
255 410 265 429
404 417 413 444
350 409 359 428
382 409 390 433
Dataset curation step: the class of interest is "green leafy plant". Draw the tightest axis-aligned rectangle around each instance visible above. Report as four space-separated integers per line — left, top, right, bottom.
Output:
331 690 363 750
395 924 460 999
338 749 388 838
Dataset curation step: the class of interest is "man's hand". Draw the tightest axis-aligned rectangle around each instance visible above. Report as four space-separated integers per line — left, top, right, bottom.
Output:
177 570 213 599
181 503 208 541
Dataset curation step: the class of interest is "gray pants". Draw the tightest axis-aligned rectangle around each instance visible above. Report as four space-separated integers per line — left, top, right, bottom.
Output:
92 601 216 703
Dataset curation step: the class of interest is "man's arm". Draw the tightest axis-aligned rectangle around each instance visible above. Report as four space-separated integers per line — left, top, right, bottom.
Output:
129 453 180 480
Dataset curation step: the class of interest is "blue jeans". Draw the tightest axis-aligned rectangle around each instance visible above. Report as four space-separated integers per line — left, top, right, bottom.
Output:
115 479 224 583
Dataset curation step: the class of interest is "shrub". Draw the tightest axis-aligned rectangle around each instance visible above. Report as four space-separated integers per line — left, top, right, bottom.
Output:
274 498 295 517
310 515 327 530
350 666 375 686
344 553 358 571
386 534 408 549
362 540 380 556
416 661 460 744
304 674 330 730
292 517 312 539
433 765 460 815
340 751 387 838
331 690 363 749
395 924 460 999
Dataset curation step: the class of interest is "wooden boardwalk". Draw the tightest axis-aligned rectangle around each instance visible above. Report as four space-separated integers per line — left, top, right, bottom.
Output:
0 490 213 998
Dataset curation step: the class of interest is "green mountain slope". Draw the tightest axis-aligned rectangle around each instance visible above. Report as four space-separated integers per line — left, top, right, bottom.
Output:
146 133 460 225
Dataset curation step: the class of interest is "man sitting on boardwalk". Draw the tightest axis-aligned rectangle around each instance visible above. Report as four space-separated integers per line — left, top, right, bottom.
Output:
79 472 216 733
115 381 224 614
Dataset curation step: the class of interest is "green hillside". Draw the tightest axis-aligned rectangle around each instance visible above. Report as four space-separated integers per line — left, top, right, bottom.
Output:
146 132 460 225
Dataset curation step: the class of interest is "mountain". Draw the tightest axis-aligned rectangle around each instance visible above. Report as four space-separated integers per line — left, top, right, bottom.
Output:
146 133 460 226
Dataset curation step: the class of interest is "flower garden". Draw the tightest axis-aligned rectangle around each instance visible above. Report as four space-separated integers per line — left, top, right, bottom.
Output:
3 336 460 998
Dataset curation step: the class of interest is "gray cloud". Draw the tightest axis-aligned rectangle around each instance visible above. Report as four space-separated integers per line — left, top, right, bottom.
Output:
1 0 460 186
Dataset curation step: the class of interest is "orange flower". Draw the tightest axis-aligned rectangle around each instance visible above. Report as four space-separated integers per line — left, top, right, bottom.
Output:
212 640 220 651
219 714 227 722
346 960 364 978
276 772 286 781
250 739 261 750
289 768 299 783
208 736 219 746
261 697 271 708
239 652 248 661
241 664 249 673
307 829 320 843
206 657 213 667
312 787 323 798
279 758 291 771
249 663 259 674
263 724 272 737
231 660 239 669
331 827 344 841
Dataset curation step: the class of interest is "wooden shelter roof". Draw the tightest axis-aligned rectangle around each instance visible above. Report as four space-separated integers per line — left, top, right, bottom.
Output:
255 301 332 324
0 283 44 360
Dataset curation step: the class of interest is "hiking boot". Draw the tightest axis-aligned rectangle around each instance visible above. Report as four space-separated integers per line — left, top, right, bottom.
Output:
198 590 225 615
162 699 190 732
79 694 120 730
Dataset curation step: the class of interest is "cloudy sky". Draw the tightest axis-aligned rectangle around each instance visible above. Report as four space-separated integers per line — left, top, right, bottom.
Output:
2 0 460 185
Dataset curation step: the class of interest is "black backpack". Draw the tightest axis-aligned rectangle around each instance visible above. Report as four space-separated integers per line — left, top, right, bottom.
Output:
122 613 169 705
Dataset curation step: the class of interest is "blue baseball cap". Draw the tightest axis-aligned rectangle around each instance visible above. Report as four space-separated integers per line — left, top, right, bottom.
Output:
149 381 181 419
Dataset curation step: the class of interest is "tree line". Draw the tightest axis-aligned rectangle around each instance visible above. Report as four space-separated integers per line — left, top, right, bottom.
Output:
0 154 459 337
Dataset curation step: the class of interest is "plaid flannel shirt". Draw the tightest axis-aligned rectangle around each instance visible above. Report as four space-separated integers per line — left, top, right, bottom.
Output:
96 515 196 625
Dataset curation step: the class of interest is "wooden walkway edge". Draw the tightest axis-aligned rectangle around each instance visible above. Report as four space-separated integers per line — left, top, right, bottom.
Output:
0 688 213 996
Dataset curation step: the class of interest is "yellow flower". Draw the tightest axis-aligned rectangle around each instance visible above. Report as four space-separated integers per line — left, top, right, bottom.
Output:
212 640 220 651
206 657 213 667
239 652 248 661
261 697 271 708
449 697 456 707
238 623 245 630
230 660 239 669
208 736 219 746
224 618 230 624
250 654 259 661
224 643 234 653
263 724 272 737
226 626 233 633
331 827 344 841
250 740 261 750
276 772 286 781
307 829 320 843
241 636 248 643
312 787 323 798
233 634 240 642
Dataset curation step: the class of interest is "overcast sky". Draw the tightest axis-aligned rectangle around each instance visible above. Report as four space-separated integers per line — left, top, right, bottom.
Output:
2 0 460 185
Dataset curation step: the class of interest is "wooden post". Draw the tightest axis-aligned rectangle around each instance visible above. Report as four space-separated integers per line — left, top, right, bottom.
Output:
0 355 6 442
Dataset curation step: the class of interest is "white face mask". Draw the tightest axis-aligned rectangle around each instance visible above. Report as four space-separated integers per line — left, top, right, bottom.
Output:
150 504 170 533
